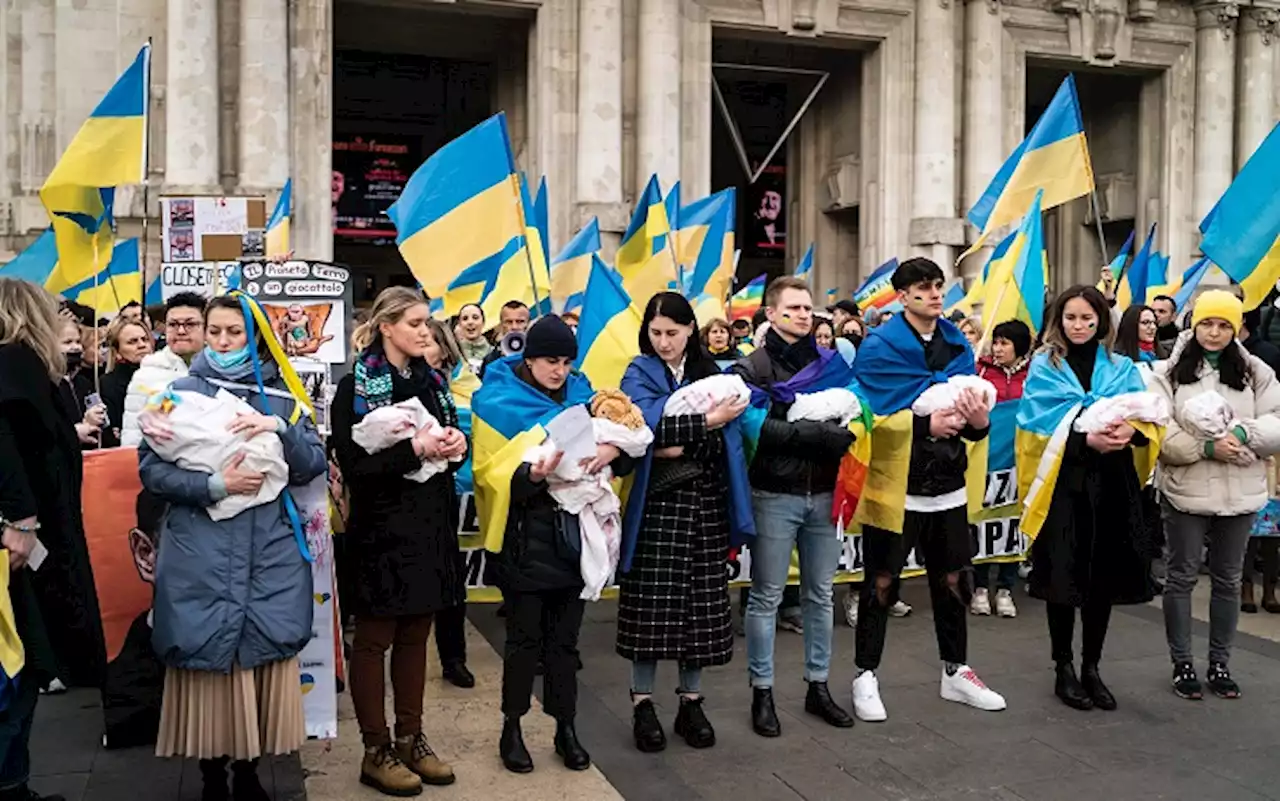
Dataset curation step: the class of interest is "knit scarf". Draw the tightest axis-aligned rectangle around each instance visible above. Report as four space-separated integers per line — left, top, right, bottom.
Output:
353 344 395 415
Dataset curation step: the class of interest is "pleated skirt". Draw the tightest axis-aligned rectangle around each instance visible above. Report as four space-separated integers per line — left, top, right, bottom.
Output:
155 657 305 761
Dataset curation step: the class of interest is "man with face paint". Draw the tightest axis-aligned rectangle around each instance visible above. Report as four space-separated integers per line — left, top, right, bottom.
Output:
851 258 1006 721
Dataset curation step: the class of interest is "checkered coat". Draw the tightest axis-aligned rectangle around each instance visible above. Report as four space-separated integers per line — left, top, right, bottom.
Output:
616 414 734 668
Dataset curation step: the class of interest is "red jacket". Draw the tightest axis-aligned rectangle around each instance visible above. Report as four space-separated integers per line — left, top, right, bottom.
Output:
977 356 1029 402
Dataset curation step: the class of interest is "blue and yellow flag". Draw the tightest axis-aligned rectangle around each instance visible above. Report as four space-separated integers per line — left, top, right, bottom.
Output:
63 237 141 316
1199 122 1280 310
0 228 59 286
478 175 551 324
794 243 815 280
575 254 643 390
979 189 1048 335
676 188 736 302
1149 256 1212 312
616 175 676 307
450 363 482 495
386 113 527 299
658 180 681 264
1114 223 1161 310
471 355 595 551
942 281 966 314
551 218 600 313
963 74 1094 260
44 187 116 298
531 175 550 267
265 180 292 259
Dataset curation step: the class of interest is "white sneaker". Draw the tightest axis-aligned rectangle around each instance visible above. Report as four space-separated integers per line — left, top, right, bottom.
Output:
940 665 1006 711
995 589 1017 618
1017 562 1032 580
969 588 992 616
843 590 859 628
851 670 888 722
889 600 912 617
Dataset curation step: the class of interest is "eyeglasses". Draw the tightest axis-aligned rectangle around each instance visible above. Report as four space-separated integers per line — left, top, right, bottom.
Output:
1140 320 1158 327
167 320 203 332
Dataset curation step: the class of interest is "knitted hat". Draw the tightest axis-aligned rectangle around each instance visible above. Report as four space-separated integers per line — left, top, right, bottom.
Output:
524 315 578 360
1190 290 1243 334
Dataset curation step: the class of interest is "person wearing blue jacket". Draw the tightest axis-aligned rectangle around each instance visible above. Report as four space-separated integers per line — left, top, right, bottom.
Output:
138 295 327 801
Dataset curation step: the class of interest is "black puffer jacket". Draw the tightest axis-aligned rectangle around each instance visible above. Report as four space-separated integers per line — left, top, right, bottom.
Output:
730 329 855 495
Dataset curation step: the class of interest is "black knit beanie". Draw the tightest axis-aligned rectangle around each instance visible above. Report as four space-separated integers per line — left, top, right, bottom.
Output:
523 315 578 360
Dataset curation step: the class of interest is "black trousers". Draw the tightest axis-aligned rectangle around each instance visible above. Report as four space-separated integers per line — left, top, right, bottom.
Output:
501 587 585 720
857 506 970 671
1046 601 1112 665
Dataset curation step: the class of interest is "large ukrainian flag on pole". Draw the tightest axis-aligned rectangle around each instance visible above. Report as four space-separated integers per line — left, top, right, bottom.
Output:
551 218 601 313
616 175 677 307
576 254 644 390
677 188 736 302
962 74 1094 261
979 189 1048 335
478 174 552 324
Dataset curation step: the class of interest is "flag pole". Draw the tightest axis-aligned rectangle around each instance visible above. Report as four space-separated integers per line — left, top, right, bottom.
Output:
140 38 154 308
92 235 104 448
1088 186 1110 266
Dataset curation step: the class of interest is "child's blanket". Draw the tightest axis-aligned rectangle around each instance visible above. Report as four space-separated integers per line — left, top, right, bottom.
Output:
351 397 460 483
1178 390 1236 440
663 374 751 416
1073 391 1171 433
910 375 998 417
786 387 863 425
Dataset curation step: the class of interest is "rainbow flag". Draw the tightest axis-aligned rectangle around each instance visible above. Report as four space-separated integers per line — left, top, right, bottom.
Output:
852 259 899 310
728 274 765 321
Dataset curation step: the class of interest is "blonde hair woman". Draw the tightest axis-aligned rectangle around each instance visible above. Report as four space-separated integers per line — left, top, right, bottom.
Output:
0 278 106 800
330 287 468 796
99 317 153 447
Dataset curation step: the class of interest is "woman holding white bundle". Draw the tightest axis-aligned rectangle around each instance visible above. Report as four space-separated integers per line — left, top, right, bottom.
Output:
138 294 327 801
1151 290 1280 701
330 287 468 796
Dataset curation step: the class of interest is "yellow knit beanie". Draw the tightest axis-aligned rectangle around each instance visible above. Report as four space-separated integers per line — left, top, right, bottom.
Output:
1190 290 1243 334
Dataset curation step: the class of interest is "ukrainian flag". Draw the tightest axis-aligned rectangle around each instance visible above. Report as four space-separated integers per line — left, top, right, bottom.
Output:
575 254 643 390
479 175 552 324
63 238 142 316
551 218 600 313
1114 223 1160 310
676 188 736 301
952 230 1017 315
471 354 595 551
386 113 527 299
963 74 1094 259
979 189 1048 335
450 363 482 495
44 187 117 298
942 280 966 314
1149 256 1213 312
0 228 59 285
531 175 550 267
794 243 815 280
434 237 528 320
616 175 676 306
1199 122 1280 310
657 181 681 262
265 180 292 259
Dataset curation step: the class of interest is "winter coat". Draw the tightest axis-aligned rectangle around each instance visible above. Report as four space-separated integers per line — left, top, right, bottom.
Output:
121 347 190 447
1152 334 1280 517
138 353 327 673
0 343 106 688
99 362 139 448
329 362 466 617
978 357 1029 402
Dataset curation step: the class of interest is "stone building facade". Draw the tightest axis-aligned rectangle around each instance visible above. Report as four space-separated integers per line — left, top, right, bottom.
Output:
4 0 1278 295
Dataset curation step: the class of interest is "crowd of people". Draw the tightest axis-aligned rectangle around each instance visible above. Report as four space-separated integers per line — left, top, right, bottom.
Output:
2 253 1280 800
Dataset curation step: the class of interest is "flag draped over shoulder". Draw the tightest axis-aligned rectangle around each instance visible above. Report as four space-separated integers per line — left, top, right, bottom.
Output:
450 364 481 495
851 315 985 534
1014 347 1159 540
618 356 755 573
471 355 595 552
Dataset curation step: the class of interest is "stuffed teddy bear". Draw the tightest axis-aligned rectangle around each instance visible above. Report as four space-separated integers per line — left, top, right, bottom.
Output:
590 389 646 430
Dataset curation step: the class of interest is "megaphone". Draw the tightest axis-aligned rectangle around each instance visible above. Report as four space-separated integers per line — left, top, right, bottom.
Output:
499 330 526 357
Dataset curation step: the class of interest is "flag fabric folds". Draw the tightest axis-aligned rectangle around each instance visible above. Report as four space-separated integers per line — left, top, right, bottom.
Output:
450 364 482 496
575 254 643 390
1114 223 1159 310
44 187 116 298
551 218 601 313
794 243 814 280
853 259 900 310
64 238 142 315
1200 122 1280 311
616 175 676 307
963 74 1094 259
1156 257 1213 311
942 281 966 314
979 189 1048 335
677 188 736 301
728 274 765 321
477 175 551 323
265 180 292 259
0 228 59 286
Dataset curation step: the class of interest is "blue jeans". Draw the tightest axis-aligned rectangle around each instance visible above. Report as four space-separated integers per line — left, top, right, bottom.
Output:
747 490 842 687
631 661 702 695
973 562 1019 591
0 676 37 790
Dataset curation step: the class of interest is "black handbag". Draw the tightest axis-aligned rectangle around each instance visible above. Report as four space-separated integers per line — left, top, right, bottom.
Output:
554 509 582 560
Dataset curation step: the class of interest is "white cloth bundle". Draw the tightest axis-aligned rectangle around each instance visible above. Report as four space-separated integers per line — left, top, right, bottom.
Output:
1073 391 1171 433
663 374 751 416
144 389 288 522
1178 390 1237 440
910 375 998 416
351 397 460 483
786 388 862 425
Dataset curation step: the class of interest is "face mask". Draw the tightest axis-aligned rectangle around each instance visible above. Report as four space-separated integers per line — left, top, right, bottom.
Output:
64 351 82 373
204 344 251 370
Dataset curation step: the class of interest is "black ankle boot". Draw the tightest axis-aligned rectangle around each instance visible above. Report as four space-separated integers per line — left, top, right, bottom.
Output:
554 719 591 770
230 759 269 801
804 681 855 728
751 687 780 737
1080 663 1117 710
632 698 667 752
673 696 716 748
199 757 229 801
442 661 476 689
500 716 534 773
1054 662 1093 711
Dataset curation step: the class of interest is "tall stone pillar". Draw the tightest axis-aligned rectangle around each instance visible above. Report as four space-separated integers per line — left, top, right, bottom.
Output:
635 0 681 189
240 0 290 191
165 0 220 190
291 0 333 261
911 0 961 271
1192 1 1238 220
576 0 622 206
1236 5 1278 169
961 0 1005 281
20 0 56 195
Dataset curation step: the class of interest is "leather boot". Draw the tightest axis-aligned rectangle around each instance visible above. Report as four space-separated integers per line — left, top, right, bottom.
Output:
1242 581 1258 613
631 698 667 752
673 696 716 748
199 757 229 801
395 732 456 786
1054 662 1093 711
499 716 534 774
230 759 270 801
1263 580 1280 613
1080 663 1117 711
359 745 423 797
804 681 855 728
441 661 476 689
751 687 781 737
554 719 591 771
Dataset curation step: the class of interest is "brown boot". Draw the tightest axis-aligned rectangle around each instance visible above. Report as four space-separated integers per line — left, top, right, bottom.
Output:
1242 581 1258 613
1263 580 1280 613
360 744 422 797
396 732 456 786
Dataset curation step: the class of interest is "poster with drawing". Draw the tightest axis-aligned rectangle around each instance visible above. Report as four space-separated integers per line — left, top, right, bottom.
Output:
241 260 354 367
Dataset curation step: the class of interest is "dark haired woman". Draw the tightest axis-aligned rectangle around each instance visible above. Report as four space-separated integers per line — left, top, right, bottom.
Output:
1016 285 1160 713
618 292 751 752
454 303 492 374
1115 304 1170 367
1151 290 1280 700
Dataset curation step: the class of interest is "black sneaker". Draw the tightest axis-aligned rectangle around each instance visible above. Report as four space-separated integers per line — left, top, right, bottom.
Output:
1206 662 1241 699
673 696 715 748
1172 661 1202 700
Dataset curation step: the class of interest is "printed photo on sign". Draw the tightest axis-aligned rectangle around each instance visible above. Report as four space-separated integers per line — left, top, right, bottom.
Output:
167 199 194 227
167 230 195 262
261 300 345 364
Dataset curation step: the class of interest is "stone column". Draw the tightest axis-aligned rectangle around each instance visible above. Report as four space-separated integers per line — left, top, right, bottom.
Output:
165 0 220 190
19 0 56 195
1192 1 1238 220
576 0 622 206
961 0 1005 281
240 0 290 190
291 0 333 261
635 0 681 189
1236 5 1278 169
531 0 578 249
911 0 961 271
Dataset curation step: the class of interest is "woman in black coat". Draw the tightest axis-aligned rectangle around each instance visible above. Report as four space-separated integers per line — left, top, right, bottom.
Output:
0 278 107 801
330 287 468 798
98 317 153 448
